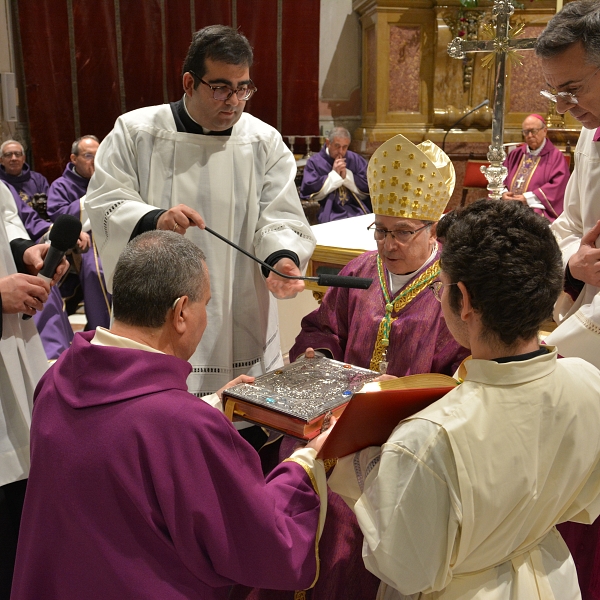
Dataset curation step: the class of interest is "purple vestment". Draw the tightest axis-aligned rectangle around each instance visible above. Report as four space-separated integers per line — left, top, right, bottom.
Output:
291 249 469 376
47 164 111 329
0 163 49 206
300 147 371 223
12 331 322 600
1 182 73 360
503 139 569 222
234 250 469 600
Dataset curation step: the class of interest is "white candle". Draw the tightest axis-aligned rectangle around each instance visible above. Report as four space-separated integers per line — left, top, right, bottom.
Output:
557 0 563 12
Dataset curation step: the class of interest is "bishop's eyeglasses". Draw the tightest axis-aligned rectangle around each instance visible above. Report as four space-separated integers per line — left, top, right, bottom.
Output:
189 70 257 102
367 222 432 243
540 67 600 106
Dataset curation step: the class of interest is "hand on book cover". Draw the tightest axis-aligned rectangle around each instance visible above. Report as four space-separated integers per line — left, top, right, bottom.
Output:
216 374 256 400
307 416 337 453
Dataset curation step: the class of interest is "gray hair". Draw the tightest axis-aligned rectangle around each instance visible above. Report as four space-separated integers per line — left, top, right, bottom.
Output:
328 127 351 143
182 25 253 84
1 139 24 154
71 135 100 156
112 231 207 328
536 0 600 66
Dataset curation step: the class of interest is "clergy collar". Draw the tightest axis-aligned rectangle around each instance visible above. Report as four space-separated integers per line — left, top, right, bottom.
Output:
527 137 546 156
170 96 233 136
91 327 165 354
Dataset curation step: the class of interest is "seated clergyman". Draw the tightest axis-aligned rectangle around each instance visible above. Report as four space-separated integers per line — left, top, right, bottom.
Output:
11 231 331 600
329 199 600 600
292 134 469 378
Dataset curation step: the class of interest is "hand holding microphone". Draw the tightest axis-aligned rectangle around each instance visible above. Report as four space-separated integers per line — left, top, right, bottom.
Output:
22 214 82 320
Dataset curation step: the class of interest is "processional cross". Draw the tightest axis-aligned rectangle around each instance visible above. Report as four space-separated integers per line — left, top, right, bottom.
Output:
447 0 537 200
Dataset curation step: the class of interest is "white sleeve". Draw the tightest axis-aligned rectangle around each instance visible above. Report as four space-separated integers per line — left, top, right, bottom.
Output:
329 419 462 596
343 170 369 200
524 191 545 210
0 183 30 242
309 170 344 202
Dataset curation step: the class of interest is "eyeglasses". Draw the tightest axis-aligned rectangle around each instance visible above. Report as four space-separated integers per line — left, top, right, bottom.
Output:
189 71 257 101
522 127 545 137
80 153 95 160
540 67 600 106
430 281 458 302
2 151 23 158
367 222 432 243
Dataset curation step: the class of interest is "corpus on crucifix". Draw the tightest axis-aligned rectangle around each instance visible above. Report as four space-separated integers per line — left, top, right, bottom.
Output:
447 0 536 199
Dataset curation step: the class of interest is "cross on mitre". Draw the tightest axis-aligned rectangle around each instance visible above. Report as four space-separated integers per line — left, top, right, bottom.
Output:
447 0 536 200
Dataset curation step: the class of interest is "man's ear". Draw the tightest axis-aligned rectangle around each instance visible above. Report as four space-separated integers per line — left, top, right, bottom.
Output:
70 153 77 165
456 281 473 322
171 295 189 334
182 72 195 96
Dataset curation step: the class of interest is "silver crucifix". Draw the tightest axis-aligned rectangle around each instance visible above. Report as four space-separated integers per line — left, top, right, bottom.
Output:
447 0 537 200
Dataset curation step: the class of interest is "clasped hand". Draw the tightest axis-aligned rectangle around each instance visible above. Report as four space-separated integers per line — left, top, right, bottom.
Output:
568 219 600 288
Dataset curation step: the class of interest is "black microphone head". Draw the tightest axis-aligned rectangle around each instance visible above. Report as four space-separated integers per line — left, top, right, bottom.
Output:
49 214 82 252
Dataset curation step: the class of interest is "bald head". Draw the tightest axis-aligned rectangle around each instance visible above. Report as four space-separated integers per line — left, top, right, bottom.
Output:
521 114 547 151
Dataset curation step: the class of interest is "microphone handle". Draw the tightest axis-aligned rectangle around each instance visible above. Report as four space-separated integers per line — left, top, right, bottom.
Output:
202 226 372 289
442 100 489 152
22 245 65 320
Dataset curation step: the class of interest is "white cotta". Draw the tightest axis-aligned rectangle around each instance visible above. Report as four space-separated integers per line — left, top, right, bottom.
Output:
330 349 600 599
0 183 47 486
85 106 316 396
547 126 600 367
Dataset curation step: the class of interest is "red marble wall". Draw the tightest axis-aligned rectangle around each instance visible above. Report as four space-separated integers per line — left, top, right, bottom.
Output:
388 26 421 113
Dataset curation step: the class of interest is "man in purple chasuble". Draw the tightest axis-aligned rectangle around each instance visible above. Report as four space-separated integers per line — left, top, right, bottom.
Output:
501 114 570 222
232 136 468 600
12 231 329 600
46 135 111 330
0 140 49 214
300 127 371 223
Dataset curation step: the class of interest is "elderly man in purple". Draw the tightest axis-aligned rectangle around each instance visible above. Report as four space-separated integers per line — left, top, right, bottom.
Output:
0 140 49 212
12 231 330 600
47 135 111 330
300 127 371 223
501 114 570 222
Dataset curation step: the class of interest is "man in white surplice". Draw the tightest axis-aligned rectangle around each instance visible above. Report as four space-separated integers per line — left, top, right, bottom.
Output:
84 25 315 398
0 181 67 593
329 200 600 600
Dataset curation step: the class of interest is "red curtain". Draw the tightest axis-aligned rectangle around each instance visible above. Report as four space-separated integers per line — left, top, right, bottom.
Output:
15 0 320 182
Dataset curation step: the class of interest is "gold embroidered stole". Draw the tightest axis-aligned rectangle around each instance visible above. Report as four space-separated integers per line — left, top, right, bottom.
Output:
369 259 441 371
510 153 541 194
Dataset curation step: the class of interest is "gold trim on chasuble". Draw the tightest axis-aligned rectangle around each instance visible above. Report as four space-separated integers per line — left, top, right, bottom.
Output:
283 457 321 590
369 258 441 371
509 153 541 194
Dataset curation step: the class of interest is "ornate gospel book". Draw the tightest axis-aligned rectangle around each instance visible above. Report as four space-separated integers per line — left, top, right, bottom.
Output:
222 357 379 440
317 373 459 460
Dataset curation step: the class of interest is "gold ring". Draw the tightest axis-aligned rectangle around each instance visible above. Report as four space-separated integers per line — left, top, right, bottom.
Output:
173 223 179 232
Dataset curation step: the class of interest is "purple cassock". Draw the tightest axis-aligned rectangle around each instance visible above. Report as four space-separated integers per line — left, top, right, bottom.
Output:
233 250 469 600
503 138 570 222
12 331 322 600
3 182 73 360
0 163 49 206
47 163 111 329
299 146 371 223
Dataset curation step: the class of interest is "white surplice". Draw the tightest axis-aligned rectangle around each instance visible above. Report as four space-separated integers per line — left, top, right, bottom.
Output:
0 183 47 486
329 348 600 599
85 106 316 396
546 126 600 367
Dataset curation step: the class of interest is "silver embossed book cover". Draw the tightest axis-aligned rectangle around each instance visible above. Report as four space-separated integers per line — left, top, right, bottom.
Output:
223 356 378 440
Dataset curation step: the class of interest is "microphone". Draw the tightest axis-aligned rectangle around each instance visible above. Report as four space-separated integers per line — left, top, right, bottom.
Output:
203 226 373 290
23 214 82 320
441 99 490 152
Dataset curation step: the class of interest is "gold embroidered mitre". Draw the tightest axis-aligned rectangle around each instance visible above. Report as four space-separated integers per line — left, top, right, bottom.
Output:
368 134 455 221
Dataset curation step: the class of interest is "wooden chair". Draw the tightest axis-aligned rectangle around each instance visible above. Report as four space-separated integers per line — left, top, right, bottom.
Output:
461 160 490 207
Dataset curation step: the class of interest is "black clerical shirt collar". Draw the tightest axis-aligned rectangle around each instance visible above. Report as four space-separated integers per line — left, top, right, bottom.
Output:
170 97 233 136
492 346 548 364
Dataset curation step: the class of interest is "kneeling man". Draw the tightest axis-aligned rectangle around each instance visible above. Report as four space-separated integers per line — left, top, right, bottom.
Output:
330 200 600 599
12 231 328 600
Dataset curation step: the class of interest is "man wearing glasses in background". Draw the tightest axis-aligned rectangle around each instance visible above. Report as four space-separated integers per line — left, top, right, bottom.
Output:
537 3 600 599
501 113 569 222
85 26 315 432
